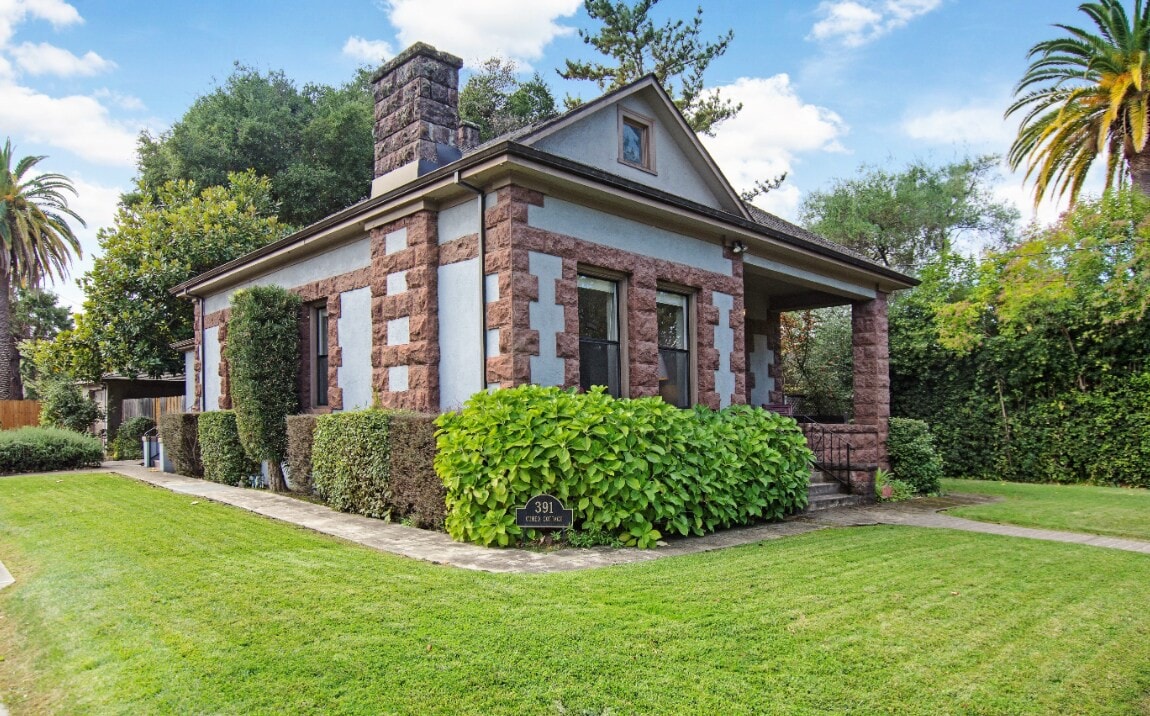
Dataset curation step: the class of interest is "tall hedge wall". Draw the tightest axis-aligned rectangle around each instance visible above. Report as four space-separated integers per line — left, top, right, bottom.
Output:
159 413 202 477
435 386 812 548
198 411 259 486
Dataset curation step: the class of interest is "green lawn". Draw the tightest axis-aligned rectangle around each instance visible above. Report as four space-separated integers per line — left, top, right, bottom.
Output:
943 478 1150 541
1 474 1149 715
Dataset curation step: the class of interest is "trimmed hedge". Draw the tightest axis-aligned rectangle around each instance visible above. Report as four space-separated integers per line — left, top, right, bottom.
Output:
312 410 392 518
198 411 259 486
388 413 445 528
159 413 202 477
0 427 104 473
435 386 813 548
109 416 155 460
285 415 318 494
887 418 944 494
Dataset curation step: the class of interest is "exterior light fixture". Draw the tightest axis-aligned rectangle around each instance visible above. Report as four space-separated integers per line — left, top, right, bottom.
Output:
729 239 747 255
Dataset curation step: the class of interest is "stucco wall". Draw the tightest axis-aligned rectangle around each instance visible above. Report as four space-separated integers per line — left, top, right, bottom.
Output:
184 350 196 411
204 237 371 313
203 326 221 410
748 334 775 406
713 291 735 408
527 251 565 387
337 286 373 409
437 257 482 410
527 197 732 276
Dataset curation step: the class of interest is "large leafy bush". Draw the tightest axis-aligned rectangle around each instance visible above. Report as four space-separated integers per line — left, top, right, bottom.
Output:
435 386 812 548
38 380 103 433
225 285 301 491
109 416 155 460
887 418 944 494
0 427 104 473
197 411 259 486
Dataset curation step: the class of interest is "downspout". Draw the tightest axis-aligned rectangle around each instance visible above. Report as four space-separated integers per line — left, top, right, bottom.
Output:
198 296 206 413
454 171 487 393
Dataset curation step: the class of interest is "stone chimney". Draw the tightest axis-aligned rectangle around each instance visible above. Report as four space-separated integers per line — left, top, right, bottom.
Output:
370 42 464 197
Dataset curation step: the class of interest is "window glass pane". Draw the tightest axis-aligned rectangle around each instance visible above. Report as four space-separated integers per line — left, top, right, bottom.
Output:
622 121 645 165
658 349 690 408
656 291 688 349
580 341 621 397
315 306 329 406
578 276 618 341
316 307 328 356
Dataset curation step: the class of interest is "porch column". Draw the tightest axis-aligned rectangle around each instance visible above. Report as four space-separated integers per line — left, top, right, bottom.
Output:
852 291 890 470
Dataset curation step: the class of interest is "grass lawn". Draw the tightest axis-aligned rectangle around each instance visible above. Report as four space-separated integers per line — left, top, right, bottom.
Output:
1 474 1149 715
942 478 1150 542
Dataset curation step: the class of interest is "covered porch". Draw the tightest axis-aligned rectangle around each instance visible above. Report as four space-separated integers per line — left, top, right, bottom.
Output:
741 248 900 500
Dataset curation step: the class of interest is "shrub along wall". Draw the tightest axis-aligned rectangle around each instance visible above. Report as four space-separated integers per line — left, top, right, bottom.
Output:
388 413 444 528
159 413 202 477
887 418 944 494
109 416 155 460
285 415 318 494
0 427 104 473
435 386 813 548
198 411 259 486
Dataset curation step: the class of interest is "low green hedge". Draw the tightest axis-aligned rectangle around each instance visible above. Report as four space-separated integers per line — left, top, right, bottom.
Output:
198 411 259 486
388 413 444 528
285 415 318 493
312 410 392 518
159 413 202 477
109 416 155 460
0 427 104 473
888 418 944 494
435 386 812 548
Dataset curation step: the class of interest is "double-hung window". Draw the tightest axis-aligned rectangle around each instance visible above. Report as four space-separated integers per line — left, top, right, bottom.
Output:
656 290 690 408
578 275 622 397
314 305 329 407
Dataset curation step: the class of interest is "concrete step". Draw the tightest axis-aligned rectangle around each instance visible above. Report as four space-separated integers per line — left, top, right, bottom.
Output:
803 493 867 512
808 480 848 497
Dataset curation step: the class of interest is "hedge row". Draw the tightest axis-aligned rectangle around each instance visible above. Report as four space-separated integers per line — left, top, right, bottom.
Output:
197 411 259 486
0 427 104 474
159 413 203 477
109 416 155 460
435 386 812 548
887 418 943 494
308 410 443 526
285 415 317 493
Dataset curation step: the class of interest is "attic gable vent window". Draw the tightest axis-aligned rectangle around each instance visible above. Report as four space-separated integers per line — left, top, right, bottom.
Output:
619 108 655 173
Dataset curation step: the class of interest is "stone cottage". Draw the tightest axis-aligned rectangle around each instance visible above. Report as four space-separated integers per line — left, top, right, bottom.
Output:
173 42 916 489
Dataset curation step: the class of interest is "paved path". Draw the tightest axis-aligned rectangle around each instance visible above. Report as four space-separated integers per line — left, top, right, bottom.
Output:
31 463 1150 574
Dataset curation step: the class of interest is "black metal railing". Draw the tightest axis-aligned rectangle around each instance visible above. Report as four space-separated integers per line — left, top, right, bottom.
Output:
799 419 853 490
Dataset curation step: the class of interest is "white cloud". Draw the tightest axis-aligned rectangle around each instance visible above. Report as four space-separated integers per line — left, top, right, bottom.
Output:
902 102 1015 148
383 0 580 68
0 84 140 165
0 0 81 46
809 0 942 47
701 74 849 220
92 87 145 111
342 36 394 65
10 41 114 76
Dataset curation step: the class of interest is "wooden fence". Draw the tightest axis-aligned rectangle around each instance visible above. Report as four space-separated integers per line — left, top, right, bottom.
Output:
0 400 41 429
122 395 184 423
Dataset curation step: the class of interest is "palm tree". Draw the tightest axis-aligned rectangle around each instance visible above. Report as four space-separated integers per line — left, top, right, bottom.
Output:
0 139 84 399
1007 0 1150 206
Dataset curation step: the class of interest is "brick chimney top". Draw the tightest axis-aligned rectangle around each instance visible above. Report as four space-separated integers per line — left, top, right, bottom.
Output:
370 42 465 197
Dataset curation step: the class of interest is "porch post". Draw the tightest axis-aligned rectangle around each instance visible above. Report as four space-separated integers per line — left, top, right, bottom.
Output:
852 291 890 470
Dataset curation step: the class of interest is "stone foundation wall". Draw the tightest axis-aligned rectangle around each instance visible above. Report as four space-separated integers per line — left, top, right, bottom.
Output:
852 292 890 470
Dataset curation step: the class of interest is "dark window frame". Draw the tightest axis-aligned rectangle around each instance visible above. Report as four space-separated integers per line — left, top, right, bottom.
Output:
578 271 626 398
314 303 329 407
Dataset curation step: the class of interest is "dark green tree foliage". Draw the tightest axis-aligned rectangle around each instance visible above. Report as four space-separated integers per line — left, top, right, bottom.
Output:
886 418 943 494
38 380 102 433
891 190 1150 486
225 285 301 492
78 172 287 378
780 307 853 419
197 410 259 486
800 156 1018 274
459 58 558 142
136 65 373 226
12 288 71 341
559 0 739 135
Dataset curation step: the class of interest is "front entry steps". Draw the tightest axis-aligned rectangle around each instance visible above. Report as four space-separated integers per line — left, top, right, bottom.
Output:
805 469 866 512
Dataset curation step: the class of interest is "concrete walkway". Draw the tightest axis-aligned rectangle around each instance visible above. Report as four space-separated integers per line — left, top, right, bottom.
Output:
79 463 1150 572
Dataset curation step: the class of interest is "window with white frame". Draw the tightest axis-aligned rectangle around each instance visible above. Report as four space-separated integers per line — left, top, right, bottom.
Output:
656 290 690 407
619 108 655 172
578 274 622 397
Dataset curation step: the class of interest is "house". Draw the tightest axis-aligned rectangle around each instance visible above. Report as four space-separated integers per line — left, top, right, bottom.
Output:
84 372 186 440
172 42 916 492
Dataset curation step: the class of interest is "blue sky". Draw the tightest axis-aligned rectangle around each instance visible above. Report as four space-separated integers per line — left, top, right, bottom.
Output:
0 0 1100 309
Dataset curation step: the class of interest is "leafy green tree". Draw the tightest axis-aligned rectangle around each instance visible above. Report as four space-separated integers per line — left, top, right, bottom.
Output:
460 58 558 142
12 288 71 341
1007 0 1150 203
78 171 289 379
800 156 1018 274
136 65 373 226
38 379 103 433
225 286 301 493
0 139 84 399
559 0 739 135
779 307 853 419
